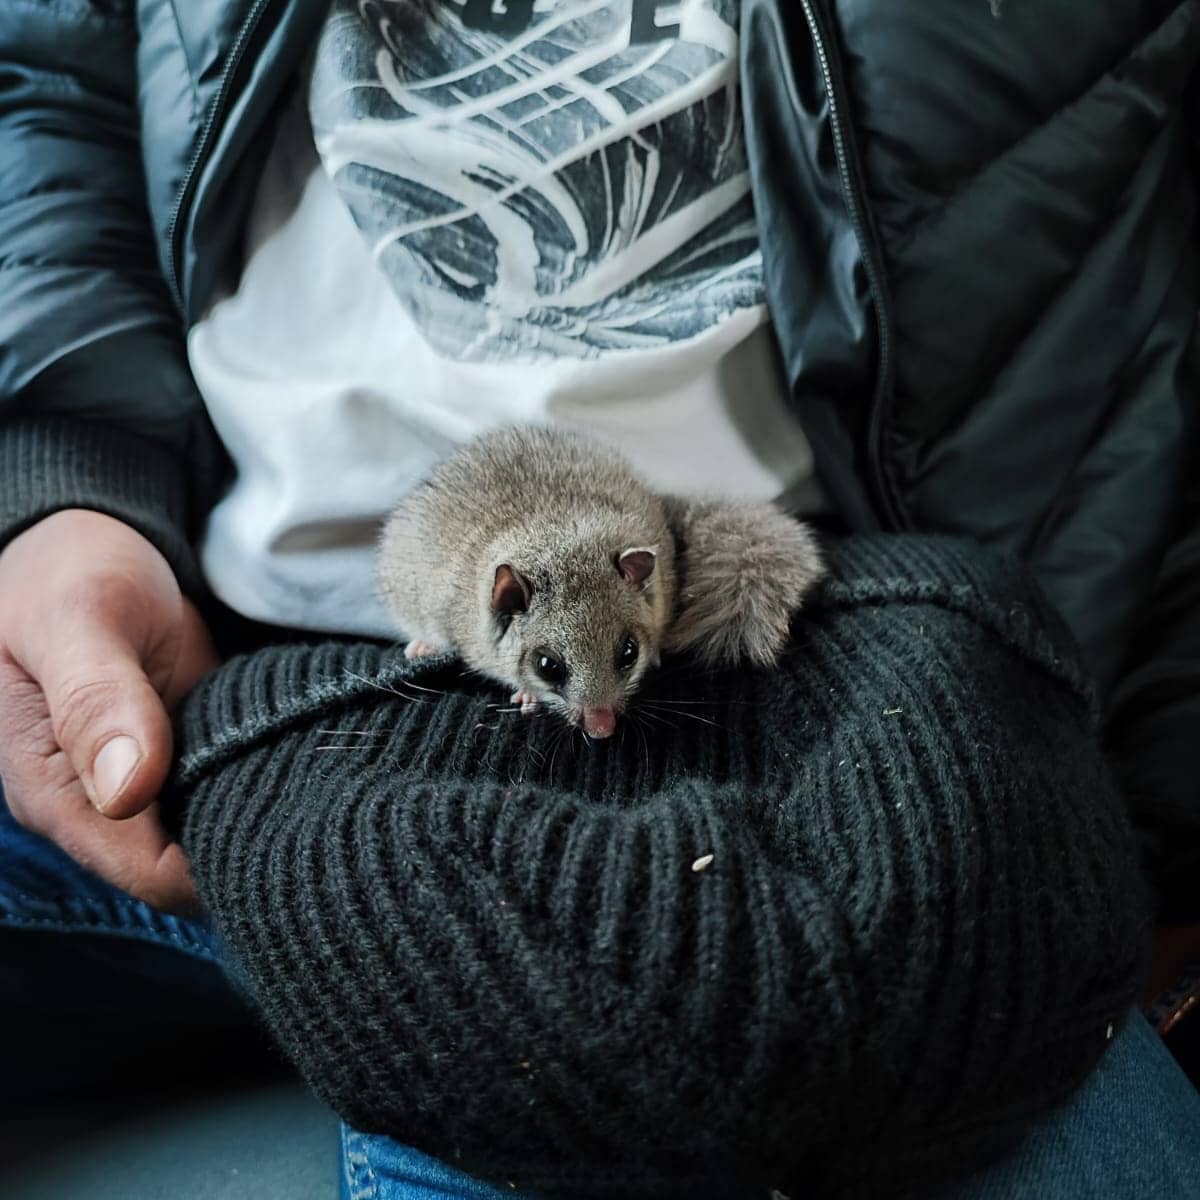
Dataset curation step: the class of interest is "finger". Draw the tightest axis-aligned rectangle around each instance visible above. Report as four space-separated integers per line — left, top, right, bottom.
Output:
50 800 199 913
0 672 197 912
161 598 221 710
43 790 197 912
17 624 176 820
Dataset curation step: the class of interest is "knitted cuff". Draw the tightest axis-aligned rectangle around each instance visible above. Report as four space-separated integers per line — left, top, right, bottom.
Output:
0 415 204 598
167 535 1149 1200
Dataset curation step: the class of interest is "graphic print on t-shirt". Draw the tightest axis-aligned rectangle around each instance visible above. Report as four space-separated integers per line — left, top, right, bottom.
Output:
309 0 758 361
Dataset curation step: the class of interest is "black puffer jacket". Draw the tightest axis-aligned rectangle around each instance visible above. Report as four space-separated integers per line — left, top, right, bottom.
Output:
741 0 1200 915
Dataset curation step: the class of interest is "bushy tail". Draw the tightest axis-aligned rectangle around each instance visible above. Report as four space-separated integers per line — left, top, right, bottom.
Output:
663 498 826 668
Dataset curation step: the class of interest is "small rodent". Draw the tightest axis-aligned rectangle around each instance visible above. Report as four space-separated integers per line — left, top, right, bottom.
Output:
378 426 825 738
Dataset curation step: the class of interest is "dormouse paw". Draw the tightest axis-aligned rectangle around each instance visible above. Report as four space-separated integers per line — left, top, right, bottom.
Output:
404 640 443 660
510 690 541 715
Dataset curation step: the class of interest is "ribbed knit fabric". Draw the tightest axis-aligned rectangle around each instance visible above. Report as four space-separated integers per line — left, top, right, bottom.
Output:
166 536 1149 1199
0 415 204 597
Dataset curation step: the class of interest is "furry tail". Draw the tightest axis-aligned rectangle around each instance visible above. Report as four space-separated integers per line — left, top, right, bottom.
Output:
663 498 826 668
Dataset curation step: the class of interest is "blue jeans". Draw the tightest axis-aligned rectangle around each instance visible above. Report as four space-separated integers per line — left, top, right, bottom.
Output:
3 797 1200 1200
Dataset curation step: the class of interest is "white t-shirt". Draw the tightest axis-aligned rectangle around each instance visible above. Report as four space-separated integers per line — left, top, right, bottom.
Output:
188 0 822 637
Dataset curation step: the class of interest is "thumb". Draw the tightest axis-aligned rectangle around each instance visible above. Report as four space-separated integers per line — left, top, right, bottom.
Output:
161 597 221 710
36 626 176 819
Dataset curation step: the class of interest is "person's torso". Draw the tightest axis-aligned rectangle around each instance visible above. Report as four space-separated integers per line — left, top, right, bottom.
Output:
133 0 1200 682
188 0 823 634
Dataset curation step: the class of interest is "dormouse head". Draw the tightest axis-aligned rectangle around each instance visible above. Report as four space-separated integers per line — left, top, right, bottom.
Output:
490 545 670 739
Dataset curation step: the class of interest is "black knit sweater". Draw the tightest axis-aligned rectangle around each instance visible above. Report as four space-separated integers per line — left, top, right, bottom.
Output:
166 536 1149 1199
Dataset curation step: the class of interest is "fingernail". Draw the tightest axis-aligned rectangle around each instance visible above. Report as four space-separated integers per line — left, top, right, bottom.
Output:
92 736 142 812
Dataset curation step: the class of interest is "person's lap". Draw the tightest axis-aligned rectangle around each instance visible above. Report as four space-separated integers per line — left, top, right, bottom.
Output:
4 795 1199 1200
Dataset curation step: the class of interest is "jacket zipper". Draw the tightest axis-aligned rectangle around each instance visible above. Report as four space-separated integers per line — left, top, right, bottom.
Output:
796 0 908 531
165 0 277 313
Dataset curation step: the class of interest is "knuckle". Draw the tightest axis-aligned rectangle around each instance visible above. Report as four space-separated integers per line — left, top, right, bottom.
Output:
58 567 148 629
0 754 75 840
119 876 159 906
124 876 184 913
49 675 127 753
1 785 35 830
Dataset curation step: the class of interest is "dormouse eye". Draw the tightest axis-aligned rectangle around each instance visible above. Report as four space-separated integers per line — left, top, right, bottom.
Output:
617 637 639 672
534 652 567 686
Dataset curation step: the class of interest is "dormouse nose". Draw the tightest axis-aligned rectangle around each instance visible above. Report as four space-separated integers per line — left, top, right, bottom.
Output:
582 706 617 738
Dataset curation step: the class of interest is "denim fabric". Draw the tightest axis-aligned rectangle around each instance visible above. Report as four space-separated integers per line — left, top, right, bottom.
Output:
0 793 221 957
944 1010 1200 1200
4 791 1200 1199
340 1125 529 1200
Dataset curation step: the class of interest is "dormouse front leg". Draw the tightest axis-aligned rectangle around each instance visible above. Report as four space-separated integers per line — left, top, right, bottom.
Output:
405 640 445 661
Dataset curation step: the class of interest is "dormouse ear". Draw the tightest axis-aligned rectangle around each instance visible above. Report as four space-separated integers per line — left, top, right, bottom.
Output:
492 564 532 615
617 547 657 590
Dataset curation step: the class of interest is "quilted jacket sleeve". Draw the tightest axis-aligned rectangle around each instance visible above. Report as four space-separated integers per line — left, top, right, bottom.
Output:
1107 461 1200 923
0 2 222 596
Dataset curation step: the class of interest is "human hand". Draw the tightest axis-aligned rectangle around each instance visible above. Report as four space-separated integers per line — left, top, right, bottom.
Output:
0 510 218 911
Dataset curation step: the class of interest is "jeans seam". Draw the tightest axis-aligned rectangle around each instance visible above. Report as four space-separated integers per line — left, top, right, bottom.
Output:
342 1123 379 1200
0 911 221 962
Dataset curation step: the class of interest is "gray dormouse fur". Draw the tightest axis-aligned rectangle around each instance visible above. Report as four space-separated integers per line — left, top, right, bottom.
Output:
378 426 825 734
661 495 826 668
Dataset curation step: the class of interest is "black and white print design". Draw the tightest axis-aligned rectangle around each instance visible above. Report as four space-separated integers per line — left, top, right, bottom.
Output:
309 0 760 361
